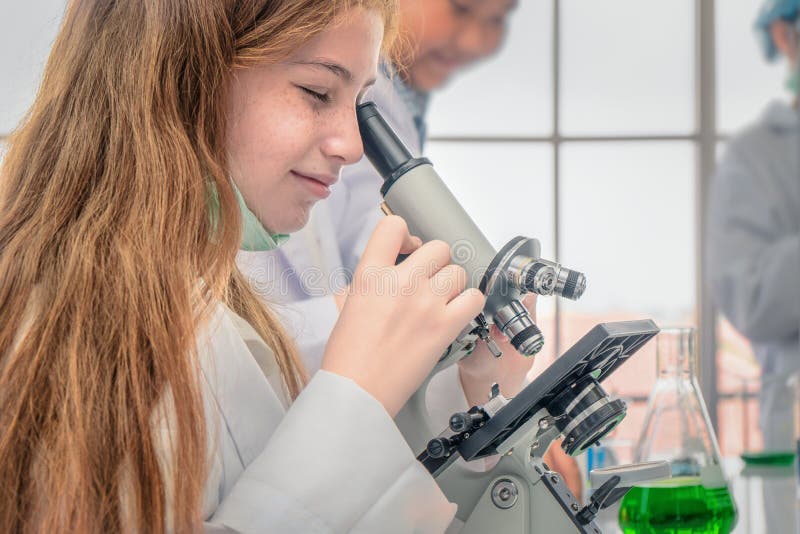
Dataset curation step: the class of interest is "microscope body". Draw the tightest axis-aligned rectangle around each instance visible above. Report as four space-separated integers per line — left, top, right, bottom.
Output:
359 103 584 359
357 102 666 533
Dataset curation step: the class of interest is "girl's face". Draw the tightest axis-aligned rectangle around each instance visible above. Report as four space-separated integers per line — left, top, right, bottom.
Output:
226 8 383 234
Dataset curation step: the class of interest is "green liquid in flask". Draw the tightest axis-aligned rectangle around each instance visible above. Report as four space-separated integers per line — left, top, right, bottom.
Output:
618 477 736 534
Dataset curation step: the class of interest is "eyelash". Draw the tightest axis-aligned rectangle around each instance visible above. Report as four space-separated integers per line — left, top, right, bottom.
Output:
298 86 331 104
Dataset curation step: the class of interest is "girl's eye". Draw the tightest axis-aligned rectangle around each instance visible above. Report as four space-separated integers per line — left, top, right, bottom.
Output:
298 86 330 103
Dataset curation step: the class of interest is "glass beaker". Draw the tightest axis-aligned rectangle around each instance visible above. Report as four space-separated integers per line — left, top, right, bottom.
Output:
738 373 797 466
618 327 737 534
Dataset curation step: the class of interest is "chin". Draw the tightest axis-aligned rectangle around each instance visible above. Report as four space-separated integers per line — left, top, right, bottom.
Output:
408 65 451 92
278 208 312 234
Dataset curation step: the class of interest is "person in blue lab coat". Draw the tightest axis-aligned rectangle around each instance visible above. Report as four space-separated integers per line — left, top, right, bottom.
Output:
708 0 800 454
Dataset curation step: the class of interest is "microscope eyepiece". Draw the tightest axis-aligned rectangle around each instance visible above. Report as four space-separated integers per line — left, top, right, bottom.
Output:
357 102 412 179
356 102 431 195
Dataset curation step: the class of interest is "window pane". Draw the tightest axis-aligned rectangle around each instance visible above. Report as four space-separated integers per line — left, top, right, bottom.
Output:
559 141 695 383
426 141 557 361
558 142 695 453
427 0 552 137
426 142 554 255
561 0 694 135
0 2 66 134
716 0 789 134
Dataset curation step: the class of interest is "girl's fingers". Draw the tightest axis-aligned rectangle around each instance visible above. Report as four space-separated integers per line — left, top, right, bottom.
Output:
430 264 469 303
358 215 413 269
401 239 452 279
443 287 486 332
399 234 423 255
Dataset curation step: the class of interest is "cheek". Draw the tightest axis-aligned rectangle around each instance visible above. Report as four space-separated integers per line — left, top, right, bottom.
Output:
412 5 457 53
228 93 311 188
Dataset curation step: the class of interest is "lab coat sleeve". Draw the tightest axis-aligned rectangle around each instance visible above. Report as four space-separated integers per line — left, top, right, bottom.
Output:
208 370 456 533
707 144 800 344
333 158 387 275
425 364 470 430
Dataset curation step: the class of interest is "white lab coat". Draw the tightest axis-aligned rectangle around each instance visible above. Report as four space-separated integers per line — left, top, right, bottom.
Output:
227 68 475 532
190 302 456 532
707 100 800 448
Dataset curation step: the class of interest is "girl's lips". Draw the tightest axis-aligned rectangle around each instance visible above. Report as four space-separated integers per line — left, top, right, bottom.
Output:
291 170 332 199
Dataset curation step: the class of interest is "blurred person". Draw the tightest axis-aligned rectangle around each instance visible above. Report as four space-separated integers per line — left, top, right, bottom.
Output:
708 0 800 459
237 0 584 501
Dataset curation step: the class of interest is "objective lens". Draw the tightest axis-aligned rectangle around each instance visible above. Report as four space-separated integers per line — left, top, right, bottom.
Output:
507 257 586 300
555 266 587 301
522 262 557 295
494 300 544 356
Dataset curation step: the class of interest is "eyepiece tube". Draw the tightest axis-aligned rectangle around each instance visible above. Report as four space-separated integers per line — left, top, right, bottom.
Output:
357 102 549 358
356 101 498 292
356 102 416 180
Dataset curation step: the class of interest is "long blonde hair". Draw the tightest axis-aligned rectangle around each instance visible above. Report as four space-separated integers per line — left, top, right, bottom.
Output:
0 1 397 531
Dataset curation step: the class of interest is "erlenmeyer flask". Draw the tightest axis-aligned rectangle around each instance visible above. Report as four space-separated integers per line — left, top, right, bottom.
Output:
618 327 737 534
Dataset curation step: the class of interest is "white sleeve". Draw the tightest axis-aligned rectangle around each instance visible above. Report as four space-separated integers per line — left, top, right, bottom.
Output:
707 144 800 343
208 370 456 534
424 364 470 431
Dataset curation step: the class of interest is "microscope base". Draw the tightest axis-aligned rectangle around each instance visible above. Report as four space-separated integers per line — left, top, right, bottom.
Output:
456 454 599 534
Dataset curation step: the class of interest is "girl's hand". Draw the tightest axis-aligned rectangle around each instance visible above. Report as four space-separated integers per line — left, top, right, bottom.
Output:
322 216 486 417
457 293 537 405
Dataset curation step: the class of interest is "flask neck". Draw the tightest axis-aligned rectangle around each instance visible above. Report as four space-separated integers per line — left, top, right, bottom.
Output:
656 328 697 377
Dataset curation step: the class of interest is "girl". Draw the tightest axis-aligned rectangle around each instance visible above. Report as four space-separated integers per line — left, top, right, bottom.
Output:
0 0 484 531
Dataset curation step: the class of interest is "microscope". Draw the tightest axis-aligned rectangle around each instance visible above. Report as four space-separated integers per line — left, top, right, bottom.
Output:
357 103 671 533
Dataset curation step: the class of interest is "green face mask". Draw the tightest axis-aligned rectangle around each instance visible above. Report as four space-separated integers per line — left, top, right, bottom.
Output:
233 185 289 251
208 181 289 252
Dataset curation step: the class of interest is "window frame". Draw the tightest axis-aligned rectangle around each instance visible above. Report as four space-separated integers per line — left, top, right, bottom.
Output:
428 0 724 429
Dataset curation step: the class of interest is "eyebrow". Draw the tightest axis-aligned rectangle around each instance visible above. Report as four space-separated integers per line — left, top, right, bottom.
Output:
290 58 378 90
290 59 354 82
